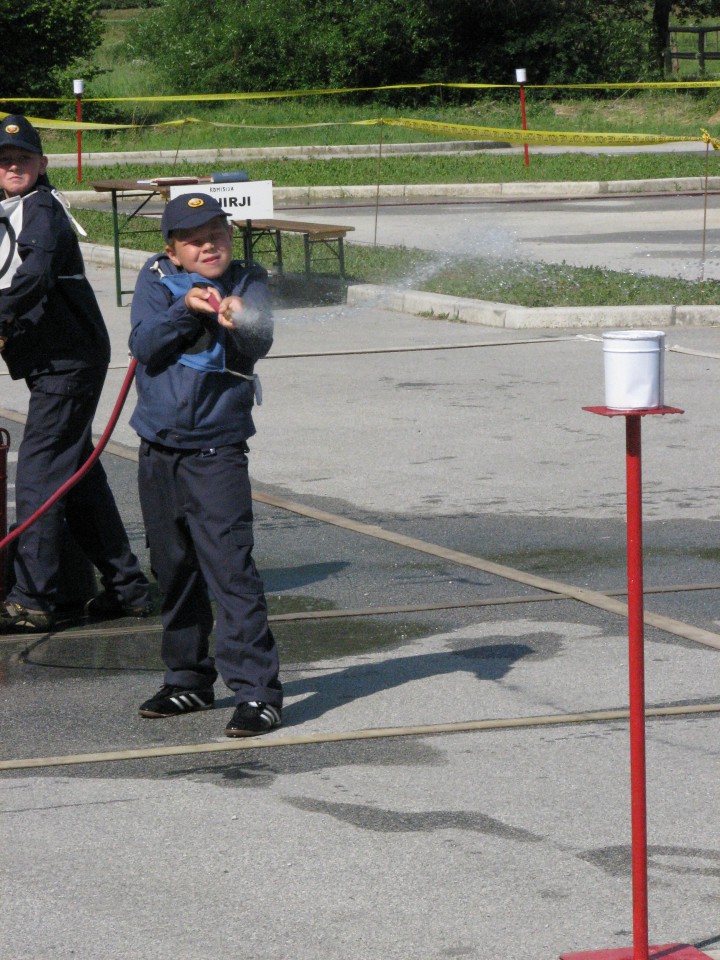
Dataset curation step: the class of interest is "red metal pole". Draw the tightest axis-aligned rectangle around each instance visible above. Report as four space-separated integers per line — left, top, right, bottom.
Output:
564 405 687 960
0 428 9 601
625 414 649 960
76 94 83 184
519 83 530 168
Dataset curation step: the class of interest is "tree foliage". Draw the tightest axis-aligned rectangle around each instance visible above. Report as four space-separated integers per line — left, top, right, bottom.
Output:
0 0 104 102
126 0 720 94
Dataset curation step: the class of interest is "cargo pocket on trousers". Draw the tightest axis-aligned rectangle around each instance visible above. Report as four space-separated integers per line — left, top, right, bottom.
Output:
228 521 264 593
230 521 255 548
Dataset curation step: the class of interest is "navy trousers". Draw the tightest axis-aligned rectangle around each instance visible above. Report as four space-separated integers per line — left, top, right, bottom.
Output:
10 369 149 613
137 440 282 708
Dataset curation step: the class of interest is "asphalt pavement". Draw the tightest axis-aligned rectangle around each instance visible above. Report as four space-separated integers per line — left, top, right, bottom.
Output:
1 181 720 960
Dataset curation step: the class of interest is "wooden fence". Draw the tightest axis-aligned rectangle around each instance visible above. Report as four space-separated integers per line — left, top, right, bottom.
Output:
665 26 720 74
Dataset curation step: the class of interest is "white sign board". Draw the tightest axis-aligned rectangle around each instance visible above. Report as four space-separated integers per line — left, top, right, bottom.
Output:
169 179 274 219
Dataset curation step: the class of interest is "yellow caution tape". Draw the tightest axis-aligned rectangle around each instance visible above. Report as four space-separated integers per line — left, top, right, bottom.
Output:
527 80 720 89
381 117 700 147
0 112 369 132
0 83 500 105
1 110 715 149
0 112 381 132
701 127 720 150
0 111 138 130
5 79 720 104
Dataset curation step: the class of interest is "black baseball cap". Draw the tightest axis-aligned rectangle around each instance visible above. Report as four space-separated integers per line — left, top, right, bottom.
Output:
0 115 43 155
161 193 229 241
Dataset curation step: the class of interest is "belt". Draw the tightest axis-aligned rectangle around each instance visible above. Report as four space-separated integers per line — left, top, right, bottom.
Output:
143 439 248 456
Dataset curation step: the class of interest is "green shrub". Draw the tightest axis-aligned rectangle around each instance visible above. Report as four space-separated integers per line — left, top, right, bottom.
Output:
0 0 104 104
125 0 658 98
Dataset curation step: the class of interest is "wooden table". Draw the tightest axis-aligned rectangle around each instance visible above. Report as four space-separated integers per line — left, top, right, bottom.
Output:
90 179 169 306
90 180 356 305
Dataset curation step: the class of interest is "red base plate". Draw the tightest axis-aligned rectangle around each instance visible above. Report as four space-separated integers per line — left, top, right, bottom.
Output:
582 405 684 418
560 945 712 960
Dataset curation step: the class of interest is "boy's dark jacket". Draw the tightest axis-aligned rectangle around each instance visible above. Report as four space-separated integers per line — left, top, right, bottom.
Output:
0 185 110 379
129 252 273 449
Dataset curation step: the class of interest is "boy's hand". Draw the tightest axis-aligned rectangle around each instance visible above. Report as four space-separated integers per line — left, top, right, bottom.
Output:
216 295 246 329
184 286 223 315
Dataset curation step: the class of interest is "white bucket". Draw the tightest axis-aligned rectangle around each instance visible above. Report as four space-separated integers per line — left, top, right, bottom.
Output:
602 330 665 410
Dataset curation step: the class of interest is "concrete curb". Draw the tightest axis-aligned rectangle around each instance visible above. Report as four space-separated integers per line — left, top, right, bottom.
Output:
66 175 720 206
80 242 150 272
46 137 709 169
81 243 720 330
346 283 720 329
276 175 720 202
49 139 511 168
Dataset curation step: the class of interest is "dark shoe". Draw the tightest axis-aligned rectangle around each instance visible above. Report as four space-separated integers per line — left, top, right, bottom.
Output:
85 591 153 620
225 701 282 738
0 601 55 634
139 684 214 718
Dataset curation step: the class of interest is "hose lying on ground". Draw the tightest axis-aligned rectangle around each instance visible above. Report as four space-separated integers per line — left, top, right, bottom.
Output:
0 359 138 556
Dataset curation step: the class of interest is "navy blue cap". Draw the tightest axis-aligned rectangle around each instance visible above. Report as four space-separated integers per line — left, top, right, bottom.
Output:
0 115 43 155
161 193 229 241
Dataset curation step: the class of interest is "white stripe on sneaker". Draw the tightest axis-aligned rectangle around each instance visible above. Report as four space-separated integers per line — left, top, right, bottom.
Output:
170 694 207 712
260 705 281 728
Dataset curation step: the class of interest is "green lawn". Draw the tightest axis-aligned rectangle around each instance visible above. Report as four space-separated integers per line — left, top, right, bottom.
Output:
74 208 720 309
50 11 720 307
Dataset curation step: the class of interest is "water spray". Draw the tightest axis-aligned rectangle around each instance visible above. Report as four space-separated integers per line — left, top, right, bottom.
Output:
205 288 261 327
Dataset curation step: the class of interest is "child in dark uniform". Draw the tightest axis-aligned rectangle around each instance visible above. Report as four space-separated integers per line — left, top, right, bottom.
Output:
0 115 150 632
130 192 282 737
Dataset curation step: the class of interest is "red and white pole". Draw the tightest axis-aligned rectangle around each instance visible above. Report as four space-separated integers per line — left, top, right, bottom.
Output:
515 68 530 168
561 404 714 960
74 79 84 184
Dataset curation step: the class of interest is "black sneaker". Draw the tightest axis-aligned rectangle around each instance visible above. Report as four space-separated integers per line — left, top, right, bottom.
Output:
0 601 55 634
139 684 214 718
85 592 153 620
225 701 282 738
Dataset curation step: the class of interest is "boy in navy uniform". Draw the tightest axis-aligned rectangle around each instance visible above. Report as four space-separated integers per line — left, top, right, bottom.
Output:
130 193 282 737
0 115 150 631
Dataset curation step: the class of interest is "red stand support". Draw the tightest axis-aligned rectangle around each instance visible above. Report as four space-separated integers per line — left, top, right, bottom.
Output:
560 405 710 960
0 428 9 601
76 93 83 184
519 82 530 168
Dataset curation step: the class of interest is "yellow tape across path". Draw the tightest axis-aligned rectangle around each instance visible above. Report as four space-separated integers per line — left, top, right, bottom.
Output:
2 110 720 150
6 79 720 105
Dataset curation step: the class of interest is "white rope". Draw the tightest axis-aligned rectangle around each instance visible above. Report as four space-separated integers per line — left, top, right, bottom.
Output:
668 344 720 360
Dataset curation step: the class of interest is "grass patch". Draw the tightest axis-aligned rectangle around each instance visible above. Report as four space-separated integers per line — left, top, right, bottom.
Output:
76 209 720 307
37 86 720 154
52 150 720 194
421 257 720 307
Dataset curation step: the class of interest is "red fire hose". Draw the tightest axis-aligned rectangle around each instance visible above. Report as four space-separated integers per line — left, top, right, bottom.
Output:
0 291 222 582
0 359 138 564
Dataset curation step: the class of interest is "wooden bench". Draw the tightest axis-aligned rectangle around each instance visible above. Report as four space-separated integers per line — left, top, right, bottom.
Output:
232 218 355 280
89 178 356 303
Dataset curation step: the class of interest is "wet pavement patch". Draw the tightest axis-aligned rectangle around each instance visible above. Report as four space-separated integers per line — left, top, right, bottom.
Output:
8 629 165 676
285 797 544 840
274 614 431 662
